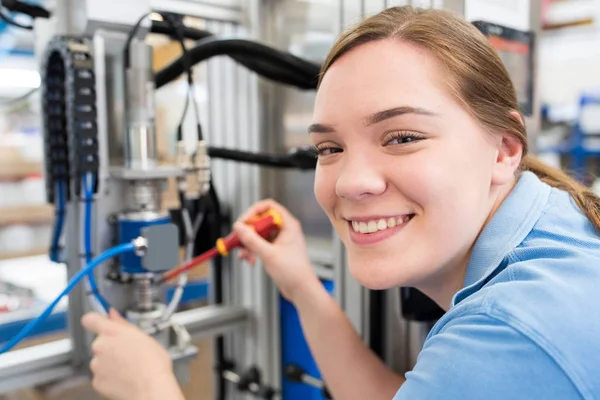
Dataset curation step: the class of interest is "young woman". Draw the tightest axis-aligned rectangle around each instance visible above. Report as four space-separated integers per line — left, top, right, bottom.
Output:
82 6 600 400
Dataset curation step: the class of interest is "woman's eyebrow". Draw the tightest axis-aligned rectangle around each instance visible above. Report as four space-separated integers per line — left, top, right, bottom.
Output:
308 106 439 134
308 123 334 134
364 106 439 126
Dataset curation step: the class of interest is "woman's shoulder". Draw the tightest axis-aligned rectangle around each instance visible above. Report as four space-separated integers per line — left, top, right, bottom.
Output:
436 242 600 400
523 184 600 250
401 287 587 399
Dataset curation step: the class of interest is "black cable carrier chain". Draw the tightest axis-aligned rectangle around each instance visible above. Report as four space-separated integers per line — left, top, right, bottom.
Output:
41 35 99 203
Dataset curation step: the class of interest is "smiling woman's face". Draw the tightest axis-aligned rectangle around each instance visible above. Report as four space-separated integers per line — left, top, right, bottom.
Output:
310 39 506 295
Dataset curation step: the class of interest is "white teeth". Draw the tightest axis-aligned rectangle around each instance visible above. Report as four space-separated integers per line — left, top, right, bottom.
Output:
359 222 368 233
367 221 378 233
350 215 413 234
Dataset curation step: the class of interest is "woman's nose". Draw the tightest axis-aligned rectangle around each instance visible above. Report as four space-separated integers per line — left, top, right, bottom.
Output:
335 154 386 201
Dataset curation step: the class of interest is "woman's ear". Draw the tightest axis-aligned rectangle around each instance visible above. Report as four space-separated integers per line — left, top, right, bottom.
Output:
491 110 524 185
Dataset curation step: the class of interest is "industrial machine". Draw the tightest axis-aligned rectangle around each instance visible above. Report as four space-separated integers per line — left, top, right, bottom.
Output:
0 0 542 399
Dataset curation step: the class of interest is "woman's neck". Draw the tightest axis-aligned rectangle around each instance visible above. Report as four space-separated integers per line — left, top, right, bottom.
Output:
417 177 518 311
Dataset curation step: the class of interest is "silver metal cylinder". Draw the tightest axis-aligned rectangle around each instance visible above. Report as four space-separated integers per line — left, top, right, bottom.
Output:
125 39 157 170
126 180 162 211
133 276 156 312
127 303 169 347
195 140 211 195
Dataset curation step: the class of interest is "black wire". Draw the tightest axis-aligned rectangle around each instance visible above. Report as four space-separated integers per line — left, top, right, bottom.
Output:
123 13 150 70
155 14 202 141
155 37 321 90
160 14 191 141
0 7 32 29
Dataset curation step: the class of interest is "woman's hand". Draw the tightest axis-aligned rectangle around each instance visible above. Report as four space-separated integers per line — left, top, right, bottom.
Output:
233 199 321 303
81 309 184 400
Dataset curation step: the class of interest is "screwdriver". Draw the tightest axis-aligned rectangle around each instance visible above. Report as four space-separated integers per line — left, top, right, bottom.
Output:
159 209 283 283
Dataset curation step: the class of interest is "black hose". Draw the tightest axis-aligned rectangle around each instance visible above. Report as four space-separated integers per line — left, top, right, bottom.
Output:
155 37 321 90
151 22 319 89
0 8 32 29
2 0 50 18
208 146 317 170
151 20 213 41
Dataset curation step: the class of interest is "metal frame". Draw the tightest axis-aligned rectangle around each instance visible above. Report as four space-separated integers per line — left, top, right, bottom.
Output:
0 0 266 397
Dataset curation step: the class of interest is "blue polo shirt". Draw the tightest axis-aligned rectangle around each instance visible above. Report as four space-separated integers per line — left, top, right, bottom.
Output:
394 171 600 399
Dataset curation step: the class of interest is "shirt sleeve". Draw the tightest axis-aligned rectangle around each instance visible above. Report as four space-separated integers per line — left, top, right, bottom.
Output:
393 312 581 400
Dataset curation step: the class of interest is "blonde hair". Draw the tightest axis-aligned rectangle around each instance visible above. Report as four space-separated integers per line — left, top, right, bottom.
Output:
320 6 600 231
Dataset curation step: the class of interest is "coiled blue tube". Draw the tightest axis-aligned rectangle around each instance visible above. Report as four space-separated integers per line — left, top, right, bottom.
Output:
0 242 136 354
83 173 110 313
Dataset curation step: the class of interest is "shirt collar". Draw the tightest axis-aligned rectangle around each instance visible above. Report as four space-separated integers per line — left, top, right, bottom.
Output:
452 171 552 306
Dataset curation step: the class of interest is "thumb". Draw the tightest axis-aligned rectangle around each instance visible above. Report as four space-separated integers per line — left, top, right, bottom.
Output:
108 308 129 325
233 222 272 257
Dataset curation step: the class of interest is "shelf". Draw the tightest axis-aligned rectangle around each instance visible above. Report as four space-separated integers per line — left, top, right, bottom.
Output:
0 161 42 180
0 248 48 261
0 204 54 226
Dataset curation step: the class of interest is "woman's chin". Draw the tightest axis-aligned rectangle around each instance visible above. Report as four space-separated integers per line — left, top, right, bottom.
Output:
347 259 404 290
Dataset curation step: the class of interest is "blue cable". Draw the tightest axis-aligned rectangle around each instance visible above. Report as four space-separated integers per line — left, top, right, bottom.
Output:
49 181 65 263
0 242 136 354
82 174 111 313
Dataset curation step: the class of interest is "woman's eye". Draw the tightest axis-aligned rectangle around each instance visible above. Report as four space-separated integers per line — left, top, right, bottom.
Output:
385 132 423 146
315 146 342 156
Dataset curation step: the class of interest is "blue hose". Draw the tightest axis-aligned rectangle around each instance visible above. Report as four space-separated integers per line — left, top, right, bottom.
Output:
0 242 136 354
82 174 111 313
49 181 66 263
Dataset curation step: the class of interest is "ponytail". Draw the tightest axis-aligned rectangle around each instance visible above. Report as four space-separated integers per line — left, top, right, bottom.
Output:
520 155 600 232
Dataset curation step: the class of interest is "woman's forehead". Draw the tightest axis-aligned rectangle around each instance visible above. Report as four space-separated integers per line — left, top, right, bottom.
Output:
313 40 455 122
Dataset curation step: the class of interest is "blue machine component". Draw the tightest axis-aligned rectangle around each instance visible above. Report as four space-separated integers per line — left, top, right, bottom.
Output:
280 279 334 399
538 94 600 182
118 214 171 274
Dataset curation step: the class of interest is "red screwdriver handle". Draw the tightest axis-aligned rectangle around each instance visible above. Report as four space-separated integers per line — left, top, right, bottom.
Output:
215 209 283 256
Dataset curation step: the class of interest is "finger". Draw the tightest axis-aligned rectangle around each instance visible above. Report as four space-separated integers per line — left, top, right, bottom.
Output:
82 312 114 335
238 199 295 224
91 337 103 354
237 200 275 222
108 308 129 325
241 255 255 266
233 222 273 257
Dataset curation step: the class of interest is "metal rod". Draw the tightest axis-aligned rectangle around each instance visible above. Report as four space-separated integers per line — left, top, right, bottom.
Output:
65 200 89 371
0 339 74 394
0 305 250 393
